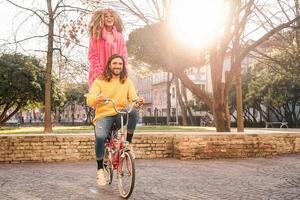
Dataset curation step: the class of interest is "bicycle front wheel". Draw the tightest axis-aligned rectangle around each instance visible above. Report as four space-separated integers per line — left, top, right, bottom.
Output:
118 150 135 199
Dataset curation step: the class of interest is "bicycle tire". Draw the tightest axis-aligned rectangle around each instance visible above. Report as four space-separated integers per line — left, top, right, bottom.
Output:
118 150 135 199
104 146 113 184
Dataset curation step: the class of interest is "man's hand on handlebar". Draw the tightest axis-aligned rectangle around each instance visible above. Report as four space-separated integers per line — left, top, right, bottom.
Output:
134 97 144 108
95 94 107 104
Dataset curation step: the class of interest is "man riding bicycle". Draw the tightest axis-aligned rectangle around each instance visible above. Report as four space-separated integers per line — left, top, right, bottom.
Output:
86 54 144 186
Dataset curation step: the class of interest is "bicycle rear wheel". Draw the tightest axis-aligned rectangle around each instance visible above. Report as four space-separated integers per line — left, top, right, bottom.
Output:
118 150 135 198
104 146 113 184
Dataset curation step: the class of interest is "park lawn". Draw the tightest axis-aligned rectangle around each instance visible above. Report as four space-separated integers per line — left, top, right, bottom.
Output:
0 125 214 134
136 125 214 132
0 126 94 134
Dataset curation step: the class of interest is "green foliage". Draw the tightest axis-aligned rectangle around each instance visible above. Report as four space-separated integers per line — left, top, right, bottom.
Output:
0 54 45 123
0 53 64 124
0 54 44 105
63 82 92 124
247 52 300 108
127 22 204 71
64 82 88 106
245 48 300 126
51 78 66 111
191 97 210 112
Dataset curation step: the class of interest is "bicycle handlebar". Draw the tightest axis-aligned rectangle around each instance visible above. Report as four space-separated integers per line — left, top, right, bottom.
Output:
104 98 139 115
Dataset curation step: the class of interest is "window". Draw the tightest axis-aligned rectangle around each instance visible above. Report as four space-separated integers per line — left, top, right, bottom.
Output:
172 108 176 116
147 108 152 116
172 87 176 98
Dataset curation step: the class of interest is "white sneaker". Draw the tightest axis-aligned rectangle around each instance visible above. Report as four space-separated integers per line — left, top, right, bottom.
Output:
97 169 108 186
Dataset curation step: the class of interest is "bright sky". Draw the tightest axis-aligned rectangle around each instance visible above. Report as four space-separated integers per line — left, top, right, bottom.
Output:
0 0 48 54
0 0 296 54
170 0 227 48
0 1 17 44
0 0 89 54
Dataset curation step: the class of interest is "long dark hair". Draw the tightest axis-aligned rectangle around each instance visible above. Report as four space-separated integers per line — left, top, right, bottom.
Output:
102 54 128 84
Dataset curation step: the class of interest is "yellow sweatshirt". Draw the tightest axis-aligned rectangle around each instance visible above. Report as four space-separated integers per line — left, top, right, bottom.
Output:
86 77 138 124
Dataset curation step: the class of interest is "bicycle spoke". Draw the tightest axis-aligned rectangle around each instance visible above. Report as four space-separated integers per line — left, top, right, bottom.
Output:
118 151 135 198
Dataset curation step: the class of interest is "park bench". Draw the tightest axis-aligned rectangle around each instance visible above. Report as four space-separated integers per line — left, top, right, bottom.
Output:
265 121 288 128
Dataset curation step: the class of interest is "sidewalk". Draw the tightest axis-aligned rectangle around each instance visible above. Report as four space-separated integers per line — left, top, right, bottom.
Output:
0 154 299 200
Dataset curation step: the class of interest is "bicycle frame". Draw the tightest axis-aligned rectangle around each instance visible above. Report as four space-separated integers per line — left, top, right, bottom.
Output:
104 98 137 171
102 98 138 198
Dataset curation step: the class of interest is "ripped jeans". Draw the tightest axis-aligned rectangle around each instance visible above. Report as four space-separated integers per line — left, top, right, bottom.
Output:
94 108 139 161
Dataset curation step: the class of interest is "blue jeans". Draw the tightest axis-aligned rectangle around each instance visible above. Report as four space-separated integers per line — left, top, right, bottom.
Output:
94 108 139 160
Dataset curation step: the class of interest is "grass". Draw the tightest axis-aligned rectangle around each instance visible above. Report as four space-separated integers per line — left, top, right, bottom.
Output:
136 125 214 132
0 125 214 134
0 126 93 134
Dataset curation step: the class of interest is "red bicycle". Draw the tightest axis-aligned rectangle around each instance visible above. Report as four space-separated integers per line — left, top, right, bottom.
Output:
103 98 137 199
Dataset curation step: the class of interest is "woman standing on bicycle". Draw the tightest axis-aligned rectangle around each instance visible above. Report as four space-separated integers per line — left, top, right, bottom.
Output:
86 54 144 186
88 8 127 88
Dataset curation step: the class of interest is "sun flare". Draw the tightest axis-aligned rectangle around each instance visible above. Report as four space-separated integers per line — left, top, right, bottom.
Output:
170 0 227 48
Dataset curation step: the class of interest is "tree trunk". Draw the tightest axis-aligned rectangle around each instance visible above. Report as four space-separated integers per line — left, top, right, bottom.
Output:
213 98 231 132
44 0 54 133
175 77 188 125
54 107 60 123
236 70 244 132
181 84 195 125
224 94 231 128
85 107 93 125
166 72 172 125
210 47 231 132
233 0 244 132
0 104 22 125
71 104 75 126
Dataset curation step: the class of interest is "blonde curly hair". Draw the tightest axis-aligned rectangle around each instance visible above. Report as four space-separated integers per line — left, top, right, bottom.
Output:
89 9 124 39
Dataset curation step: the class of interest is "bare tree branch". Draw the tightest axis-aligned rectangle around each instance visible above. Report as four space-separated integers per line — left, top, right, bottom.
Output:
278 0 291 21
1 34 48 46
241 15 300 59
53 47 68 61
6 0 48 25
119 0 154 25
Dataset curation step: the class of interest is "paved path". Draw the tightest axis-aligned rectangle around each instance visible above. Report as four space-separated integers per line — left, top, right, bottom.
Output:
0 155 300 200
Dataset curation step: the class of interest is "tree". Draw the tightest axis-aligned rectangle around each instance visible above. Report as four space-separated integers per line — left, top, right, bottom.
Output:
229 71 260 125
166 72 173 125
174 77 188 125
3 0 92 132
63 82 90 125
246 49 300 127
0 53 64 125
124 0 300 131
0 54 43 125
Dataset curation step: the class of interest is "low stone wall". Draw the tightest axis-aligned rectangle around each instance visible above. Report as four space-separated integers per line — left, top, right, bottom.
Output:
0 133 299 163
174 133 300 160
0 134 174 163
133 135 174 159
0 134 95 163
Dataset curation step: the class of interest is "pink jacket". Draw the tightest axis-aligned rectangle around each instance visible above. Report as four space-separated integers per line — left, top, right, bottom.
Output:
88 26 127 88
